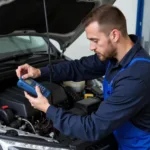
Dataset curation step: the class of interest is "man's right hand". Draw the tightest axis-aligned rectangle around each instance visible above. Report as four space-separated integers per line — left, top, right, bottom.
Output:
16 63 41 79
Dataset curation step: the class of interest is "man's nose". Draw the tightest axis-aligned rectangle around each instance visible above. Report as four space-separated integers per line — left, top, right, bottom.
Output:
90 42 96 51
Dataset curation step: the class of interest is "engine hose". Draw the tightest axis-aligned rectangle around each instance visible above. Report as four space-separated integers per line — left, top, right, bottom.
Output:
18 118 36 134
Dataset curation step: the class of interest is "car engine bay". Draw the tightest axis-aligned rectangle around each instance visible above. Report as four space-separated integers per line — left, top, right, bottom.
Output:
0 75 103 136
0 50 118 149
0 0 119 148
0 67 117 149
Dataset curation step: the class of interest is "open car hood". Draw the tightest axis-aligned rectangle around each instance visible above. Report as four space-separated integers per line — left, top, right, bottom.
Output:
0 0 115 49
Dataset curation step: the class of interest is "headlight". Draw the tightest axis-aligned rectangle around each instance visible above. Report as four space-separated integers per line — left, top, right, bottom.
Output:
0 139 70 150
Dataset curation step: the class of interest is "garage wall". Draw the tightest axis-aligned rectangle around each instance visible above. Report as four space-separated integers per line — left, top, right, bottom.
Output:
62 0 138 60
113 0 138 34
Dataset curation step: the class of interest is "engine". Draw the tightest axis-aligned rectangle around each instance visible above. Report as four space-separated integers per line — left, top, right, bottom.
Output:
0 82 68 118
0 80 103 138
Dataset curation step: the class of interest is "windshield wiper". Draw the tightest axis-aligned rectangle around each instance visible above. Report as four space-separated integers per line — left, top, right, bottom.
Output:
0 51 48 63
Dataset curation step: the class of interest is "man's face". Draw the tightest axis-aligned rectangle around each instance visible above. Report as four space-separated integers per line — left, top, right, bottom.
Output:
85 21 116 61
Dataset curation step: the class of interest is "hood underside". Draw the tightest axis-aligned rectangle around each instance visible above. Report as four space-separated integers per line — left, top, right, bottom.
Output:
0 0 115 48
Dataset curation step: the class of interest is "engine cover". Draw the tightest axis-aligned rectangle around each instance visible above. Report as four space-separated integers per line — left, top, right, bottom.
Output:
0 82 68 118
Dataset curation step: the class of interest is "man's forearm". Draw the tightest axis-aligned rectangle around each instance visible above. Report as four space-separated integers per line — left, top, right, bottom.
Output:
40 55 106 82
46 105 107 141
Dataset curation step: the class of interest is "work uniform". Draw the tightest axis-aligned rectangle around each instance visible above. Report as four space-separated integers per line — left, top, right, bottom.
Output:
40 35 150 149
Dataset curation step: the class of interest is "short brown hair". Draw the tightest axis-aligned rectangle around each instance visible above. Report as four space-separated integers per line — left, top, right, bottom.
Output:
83 5 127 37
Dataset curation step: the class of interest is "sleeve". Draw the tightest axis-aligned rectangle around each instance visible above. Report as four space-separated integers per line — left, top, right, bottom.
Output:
46 76 148 141
40 54 107 82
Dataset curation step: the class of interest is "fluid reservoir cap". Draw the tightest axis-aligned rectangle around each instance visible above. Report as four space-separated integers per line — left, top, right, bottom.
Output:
63 81 85 92
1 105 8 109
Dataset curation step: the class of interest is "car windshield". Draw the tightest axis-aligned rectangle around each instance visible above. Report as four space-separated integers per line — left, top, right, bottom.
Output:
0 35 48 54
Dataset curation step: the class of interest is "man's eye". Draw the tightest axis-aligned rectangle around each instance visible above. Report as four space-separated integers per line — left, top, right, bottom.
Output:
93 40 98 43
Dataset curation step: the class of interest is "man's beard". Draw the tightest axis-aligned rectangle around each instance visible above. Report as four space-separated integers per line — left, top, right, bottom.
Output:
97 53 108 61
97 48 116 62
102 40 116 61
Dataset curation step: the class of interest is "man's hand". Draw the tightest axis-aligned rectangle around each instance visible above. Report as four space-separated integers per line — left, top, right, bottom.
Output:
24 86 50 113
16 63 41 79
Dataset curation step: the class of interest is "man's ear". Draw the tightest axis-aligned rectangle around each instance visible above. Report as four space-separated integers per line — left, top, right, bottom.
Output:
109 29 120 43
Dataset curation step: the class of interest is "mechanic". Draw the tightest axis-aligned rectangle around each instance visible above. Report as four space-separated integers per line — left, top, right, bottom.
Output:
16 5 150 150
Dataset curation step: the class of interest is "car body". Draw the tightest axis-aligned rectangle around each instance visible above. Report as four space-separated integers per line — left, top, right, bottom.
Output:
0 0 118 149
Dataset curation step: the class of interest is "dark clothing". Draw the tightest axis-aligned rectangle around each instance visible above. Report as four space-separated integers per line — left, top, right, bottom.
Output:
40 52 106 82
40 35 150 141
103 58 150 150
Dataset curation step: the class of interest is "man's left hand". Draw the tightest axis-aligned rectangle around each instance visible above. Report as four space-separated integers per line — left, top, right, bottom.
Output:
24 86 50 113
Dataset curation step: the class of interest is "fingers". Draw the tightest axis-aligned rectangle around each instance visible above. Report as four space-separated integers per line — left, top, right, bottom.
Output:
24 91 37 109
24 91 34 103
35 86 42 97
16 64 29 79
24 89 49 112
16 67 21 78
22 74 30 79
